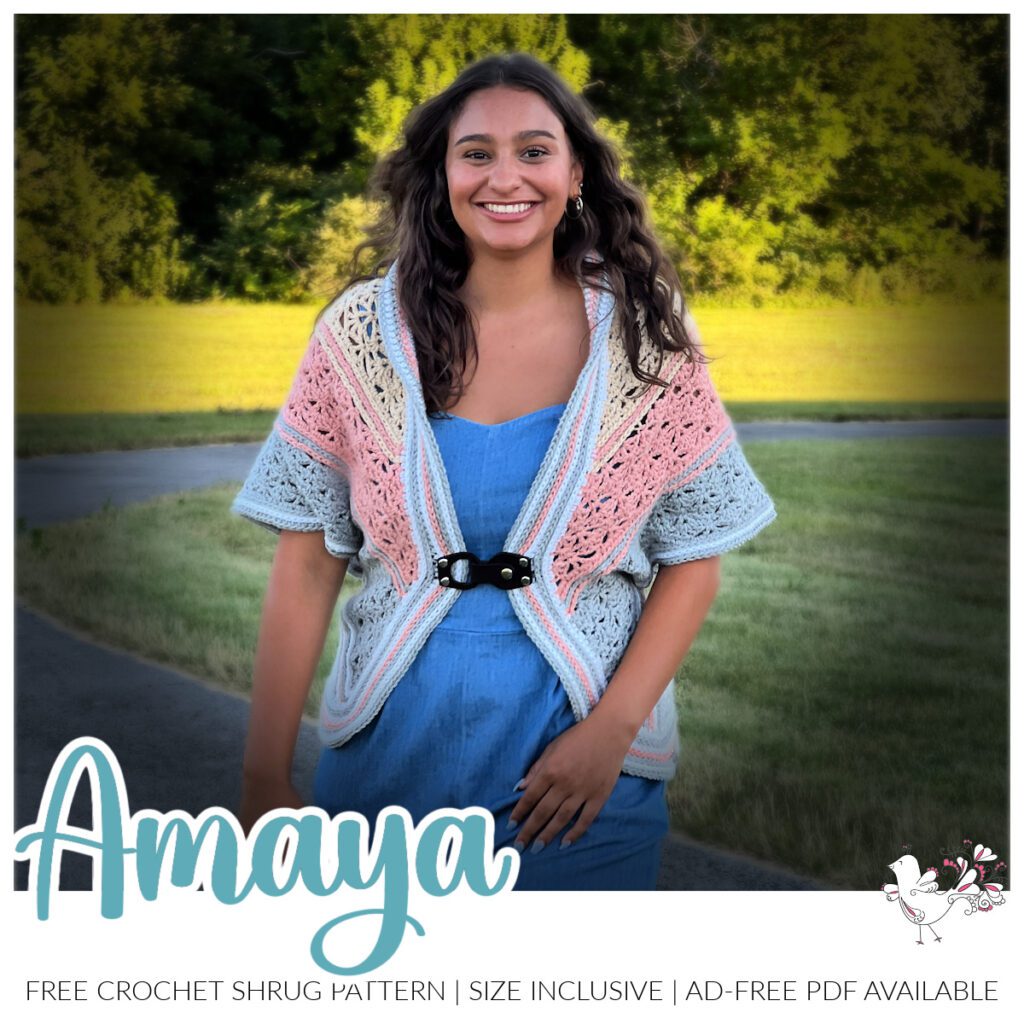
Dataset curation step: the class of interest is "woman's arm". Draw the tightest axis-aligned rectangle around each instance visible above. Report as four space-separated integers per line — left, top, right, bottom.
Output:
587 555 721 748
238 530 348 833
509 556 721 850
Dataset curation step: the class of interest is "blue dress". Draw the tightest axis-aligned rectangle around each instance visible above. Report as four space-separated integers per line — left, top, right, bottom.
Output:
313 403 669 889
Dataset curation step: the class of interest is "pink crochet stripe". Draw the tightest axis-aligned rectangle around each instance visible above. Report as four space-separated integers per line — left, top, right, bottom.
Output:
610 422 734 570
523 586 597 707
277 420 407 598
281 329 419 590
322 586 448 730
627 744 675 762
280 333 353 454
565 580 587 617
553 366 732 604
563 496 652 618
562 424 736 614
316 321 401 460
597 358 726 490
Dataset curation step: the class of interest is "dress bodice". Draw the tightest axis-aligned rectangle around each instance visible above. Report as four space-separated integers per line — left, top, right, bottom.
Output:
428 403 565 633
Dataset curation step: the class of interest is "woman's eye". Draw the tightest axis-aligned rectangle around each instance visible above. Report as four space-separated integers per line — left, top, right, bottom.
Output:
461 148 548 160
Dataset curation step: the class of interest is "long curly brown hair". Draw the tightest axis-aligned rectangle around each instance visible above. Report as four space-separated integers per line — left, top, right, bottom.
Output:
328 52 705 416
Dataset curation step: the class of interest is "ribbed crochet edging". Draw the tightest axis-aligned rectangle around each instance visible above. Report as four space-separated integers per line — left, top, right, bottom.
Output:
650 501 778 567
622 750 679 781
229 496 362 558
229 495 320 534
317 582 459 748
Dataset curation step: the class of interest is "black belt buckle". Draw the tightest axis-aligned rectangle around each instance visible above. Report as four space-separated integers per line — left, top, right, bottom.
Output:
435 551 533 590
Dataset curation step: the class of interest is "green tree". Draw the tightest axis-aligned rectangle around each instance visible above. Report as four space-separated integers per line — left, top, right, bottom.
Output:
16 14 194 299
572 13 1006 302
16 130 188 302
303 194 384 300
15 13 1006 304
299 13 588 183
202 163 349 301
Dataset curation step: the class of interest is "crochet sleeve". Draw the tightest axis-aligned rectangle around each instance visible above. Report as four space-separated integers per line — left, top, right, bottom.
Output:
230 323 363 560
638 321 777 568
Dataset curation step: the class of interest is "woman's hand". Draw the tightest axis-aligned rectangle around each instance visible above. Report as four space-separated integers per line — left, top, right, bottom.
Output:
508 713 634 853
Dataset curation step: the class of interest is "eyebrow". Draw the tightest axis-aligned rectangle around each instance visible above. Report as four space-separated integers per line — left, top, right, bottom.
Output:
453 129 558 146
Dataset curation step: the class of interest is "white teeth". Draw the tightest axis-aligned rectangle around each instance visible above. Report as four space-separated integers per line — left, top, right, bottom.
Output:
482 202 535 213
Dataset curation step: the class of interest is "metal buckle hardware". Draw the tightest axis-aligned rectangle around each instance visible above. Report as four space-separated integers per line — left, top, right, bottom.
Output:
435 551 533 591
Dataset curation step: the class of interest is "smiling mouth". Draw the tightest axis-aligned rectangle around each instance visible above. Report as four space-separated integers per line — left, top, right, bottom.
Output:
476 201 540 215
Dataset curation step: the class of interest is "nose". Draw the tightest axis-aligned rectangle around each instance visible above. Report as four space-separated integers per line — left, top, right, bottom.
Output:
487 153 523 192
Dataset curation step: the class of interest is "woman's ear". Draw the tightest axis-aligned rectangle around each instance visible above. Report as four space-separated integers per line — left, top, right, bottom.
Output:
571 155 584 195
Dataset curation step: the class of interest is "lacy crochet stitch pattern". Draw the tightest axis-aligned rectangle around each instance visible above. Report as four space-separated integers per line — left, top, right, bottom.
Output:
282 279 418 593
230 426 363 560
232 268 777 781
553 308 774 613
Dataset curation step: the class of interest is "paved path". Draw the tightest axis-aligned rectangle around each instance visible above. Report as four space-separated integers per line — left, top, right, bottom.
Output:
15 419 1006 528
22 419 999 892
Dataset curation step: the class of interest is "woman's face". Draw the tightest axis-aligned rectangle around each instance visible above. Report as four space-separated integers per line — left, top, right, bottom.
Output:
445 85 582 261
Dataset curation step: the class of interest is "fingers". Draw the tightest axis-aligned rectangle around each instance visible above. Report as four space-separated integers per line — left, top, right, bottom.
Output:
512 772 531 797
505 728 620 852
513 787 581 852
507 760 543 828
560 800 602 847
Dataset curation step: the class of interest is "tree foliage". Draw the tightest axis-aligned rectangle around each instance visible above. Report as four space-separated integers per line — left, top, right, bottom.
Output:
16 15 194 299
14 12 1007 304
575 13 1006 303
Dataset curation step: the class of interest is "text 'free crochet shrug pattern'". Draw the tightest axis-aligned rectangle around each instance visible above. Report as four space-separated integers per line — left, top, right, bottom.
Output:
232 261 777 780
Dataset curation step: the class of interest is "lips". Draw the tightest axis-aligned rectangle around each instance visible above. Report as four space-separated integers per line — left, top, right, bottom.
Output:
475 201 541 221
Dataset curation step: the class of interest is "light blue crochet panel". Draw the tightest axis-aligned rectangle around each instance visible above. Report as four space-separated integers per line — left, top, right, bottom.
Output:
639 438 777 567
231 420 364 564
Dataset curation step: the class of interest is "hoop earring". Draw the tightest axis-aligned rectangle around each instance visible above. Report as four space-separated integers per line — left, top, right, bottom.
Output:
566 183 584 221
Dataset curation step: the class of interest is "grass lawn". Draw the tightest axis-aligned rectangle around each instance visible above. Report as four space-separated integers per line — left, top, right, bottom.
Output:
14 437 1008 889
17 299 1006 414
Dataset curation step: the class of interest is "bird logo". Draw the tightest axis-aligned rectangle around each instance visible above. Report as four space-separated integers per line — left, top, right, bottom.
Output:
882 839 1007 944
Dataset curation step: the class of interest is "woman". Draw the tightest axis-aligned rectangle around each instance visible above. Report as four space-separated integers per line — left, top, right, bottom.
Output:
232 52 777 890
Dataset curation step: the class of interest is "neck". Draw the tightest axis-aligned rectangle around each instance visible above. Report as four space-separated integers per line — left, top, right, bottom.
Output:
459 245 565 316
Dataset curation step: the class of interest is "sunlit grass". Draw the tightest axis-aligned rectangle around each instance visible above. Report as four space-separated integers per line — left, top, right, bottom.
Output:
16 300 1007 414
16 301 321 415
694 303 1007 403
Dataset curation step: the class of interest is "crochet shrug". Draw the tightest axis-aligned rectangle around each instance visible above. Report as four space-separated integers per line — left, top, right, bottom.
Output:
231 260 777 780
